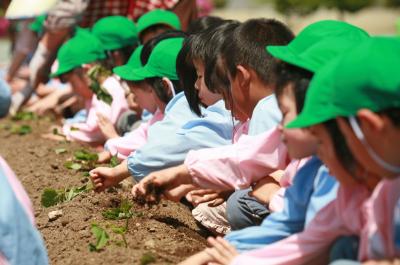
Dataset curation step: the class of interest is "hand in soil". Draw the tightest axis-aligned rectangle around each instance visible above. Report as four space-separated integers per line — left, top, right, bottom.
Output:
96 112 119 140
90 166 126 192
204 237 238 265
131 164 195 204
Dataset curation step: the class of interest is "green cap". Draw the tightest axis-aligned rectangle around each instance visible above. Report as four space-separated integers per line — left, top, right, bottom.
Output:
267 20 369 73
113 45 144 80
137 9 181 36
29 14 46 34
50 33 106 77
287 37 400 129
128 37 184 81
92 16 138 50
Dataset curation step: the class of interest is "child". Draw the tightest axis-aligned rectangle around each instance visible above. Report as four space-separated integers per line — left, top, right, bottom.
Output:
210 37 400 265
90 34 235 191
0 156 48 265
136 9 182 44
48 31 129 144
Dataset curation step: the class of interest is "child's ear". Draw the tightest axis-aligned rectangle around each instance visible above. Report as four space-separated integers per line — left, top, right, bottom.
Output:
161 77 174 98
236 65 251 91
357 109 385 133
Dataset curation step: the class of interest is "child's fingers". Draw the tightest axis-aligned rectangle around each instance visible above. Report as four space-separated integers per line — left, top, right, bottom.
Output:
207 237 232 260
204 247 228 265
189 189 214 196
216 237 238 255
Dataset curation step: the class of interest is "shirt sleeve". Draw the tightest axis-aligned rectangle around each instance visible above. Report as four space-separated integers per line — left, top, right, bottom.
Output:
225 157 322 252
184 128 288 190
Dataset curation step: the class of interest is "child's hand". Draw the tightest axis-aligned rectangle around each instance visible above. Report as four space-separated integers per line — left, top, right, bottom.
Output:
205 237 238 265
96 112 119 140
186 189 233 207
90 166 127 192
131 164 195 203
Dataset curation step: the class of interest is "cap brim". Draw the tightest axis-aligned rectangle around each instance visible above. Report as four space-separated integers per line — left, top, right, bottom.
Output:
286 109 335 129
113 65 136 80
113 65 154 81
49 66 73 78
267 46 316 73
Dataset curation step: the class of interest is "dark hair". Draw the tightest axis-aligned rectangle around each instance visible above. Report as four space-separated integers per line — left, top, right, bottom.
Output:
274 62 313 113
324 119 358 178
186 16 225 35
139 24 174 42
221 18 294 86
176 20 239 116
140 30 187 65
145 77 182 104
378 108 400 127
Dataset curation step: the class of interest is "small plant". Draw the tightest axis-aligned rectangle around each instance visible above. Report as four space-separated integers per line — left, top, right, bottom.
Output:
109 154 120 167
111 225 128 248
10 124 32 135
74 150 98 162
89 224 109 252
140 252 156 265
55 148 67 155
41 184 90 207
12 111 37 121
64 161 82 170
87 64 113 105
102 199 134 220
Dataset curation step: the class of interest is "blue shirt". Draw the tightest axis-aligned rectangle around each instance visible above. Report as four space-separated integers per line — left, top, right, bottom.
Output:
248 94 282 136
225 156 338 252
128 94 234 180
0 165 48 265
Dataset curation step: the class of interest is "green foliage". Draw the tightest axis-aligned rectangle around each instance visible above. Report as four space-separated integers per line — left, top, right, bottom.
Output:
140 252 156 265
111 225 128 248
12 111 37 121
74 150 99 162
64 161 82 170
102 199 134 220
323 0 374 13
87 64 113 105
41 184 90 207
109 154 120 167
89 224 110 252
10 124 32 135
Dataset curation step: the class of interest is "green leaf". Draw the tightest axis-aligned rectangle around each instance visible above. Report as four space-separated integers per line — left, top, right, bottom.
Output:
10 125 32 135
41 189 62 207
12 111 37 121
102 199 133 220
74 150 98 162
111 225 126 234
109 154 120 167
64 161 82 170
87 64 113 105
64 184 88 202
140 252 156 265
90 224 109 251
70 126 80 131
55 148 67 154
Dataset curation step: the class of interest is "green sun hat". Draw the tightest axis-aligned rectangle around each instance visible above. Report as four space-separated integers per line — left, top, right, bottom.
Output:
127 37 184 81
92 16 138 51
286 37 400 129
137 9 181 37
29 14 46 34
267 20 369 73
50 32 106 78
113 45 144 80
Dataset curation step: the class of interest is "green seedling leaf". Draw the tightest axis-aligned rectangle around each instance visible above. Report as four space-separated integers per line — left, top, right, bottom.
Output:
89 224 109 251
140 252 156 265
64 161 82 170
41 188 62 207
10 124 32 135
12 111 37 121
87 64 113 105
55 148 67 154
70 126 80 131
64 184 90 202
110 154 119 167
102 199 133 220
82 171 90 177
74 150 98 162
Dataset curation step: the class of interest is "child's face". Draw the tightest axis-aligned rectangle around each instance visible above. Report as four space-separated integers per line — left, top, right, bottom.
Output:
127 81 157 114
337 111 400 179
193 59 222 107
310 124 359 187
61 68 93 100
277 84 317 159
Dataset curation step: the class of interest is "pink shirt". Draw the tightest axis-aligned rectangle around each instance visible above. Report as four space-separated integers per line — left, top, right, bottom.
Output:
0 156 34 225
105 110 164 160
62 76 129 143
231 177 400 265
184 127 288 190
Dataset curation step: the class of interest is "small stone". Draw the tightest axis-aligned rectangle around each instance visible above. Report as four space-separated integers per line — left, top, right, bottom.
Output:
148 227 156 232
48 210 63 221
144 239 155 249
135 223 141 227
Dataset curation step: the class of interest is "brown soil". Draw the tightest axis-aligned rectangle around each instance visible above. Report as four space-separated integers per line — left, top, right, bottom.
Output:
0 117 207 265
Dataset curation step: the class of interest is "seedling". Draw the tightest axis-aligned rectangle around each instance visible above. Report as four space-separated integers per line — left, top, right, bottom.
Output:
109 154 120 167
102 199 134 220
111 225 128 248
140 252 156 265
55 148 67 155
12 111 37 121
64 161 82 170
41 184 91 207
87 64 113 105
89 223 109 252
10 124 32 135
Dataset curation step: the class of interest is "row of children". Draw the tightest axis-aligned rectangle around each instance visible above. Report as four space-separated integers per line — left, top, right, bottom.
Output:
1 7 399 265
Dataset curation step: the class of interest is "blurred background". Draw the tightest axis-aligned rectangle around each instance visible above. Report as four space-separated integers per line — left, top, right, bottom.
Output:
0 0 399 66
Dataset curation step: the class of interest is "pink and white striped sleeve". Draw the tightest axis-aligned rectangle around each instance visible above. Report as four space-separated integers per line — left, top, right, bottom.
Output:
184 127 288 190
